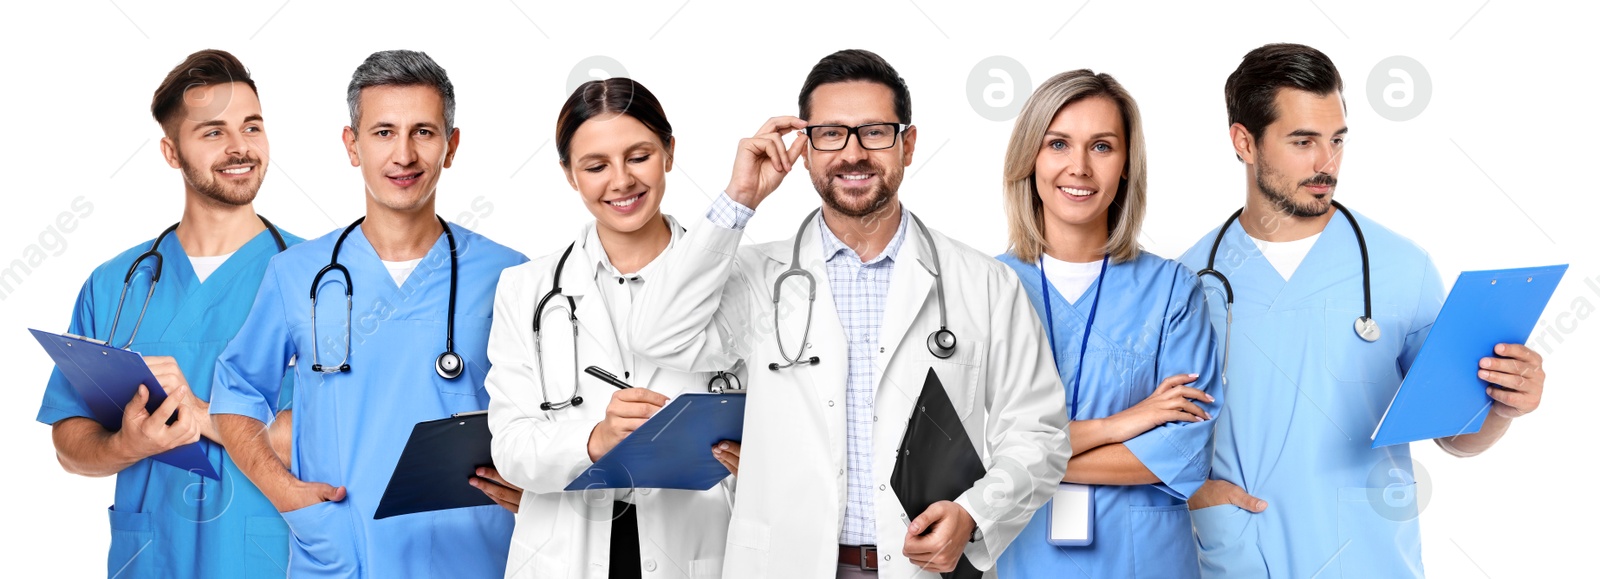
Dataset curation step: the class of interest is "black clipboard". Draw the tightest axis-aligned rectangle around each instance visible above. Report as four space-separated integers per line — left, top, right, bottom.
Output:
374 411 497 519
892 369 984 579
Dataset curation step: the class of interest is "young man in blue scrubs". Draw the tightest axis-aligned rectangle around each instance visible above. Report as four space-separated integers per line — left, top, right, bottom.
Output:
1179 43 1548 578
37 49 303 578
211 50 526 577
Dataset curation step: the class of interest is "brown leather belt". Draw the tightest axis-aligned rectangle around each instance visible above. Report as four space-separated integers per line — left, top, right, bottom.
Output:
839 545 879 571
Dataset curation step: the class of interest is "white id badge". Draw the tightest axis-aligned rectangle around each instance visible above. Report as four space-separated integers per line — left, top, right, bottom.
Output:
1047 483 1094 546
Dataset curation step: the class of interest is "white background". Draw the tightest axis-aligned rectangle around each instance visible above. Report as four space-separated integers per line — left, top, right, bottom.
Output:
2 1 1594 576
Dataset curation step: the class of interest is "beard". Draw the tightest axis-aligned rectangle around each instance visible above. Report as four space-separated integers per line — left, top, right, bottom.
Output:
810 158 901 218
1256 155 1336 219
180 150 265 207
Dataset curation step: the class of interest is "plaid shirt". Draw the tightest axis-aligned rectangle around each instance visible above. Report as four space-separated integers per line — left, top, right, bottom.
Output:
707 193 909 546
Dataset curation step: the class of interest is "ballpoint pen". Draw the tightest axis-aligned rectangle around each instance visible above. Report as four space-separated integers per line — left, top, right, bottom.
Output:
585 365 631 389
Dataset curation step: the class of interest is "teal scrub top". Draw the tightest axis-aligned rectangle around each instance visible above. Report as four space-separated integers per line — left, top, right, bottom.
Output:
996 251 1222 579
1178 209 1445 579
211 222 526 578
37 225 303 578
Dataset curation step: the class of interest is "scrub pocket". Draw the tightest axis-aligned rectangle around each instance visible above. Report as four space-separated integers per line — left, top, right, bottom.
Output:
243 515 291 579
1189 504 1265 578
281 500 363 577
1336 486 1424 578
1131 504 1199 579
722 517 770 577
107 506 162 577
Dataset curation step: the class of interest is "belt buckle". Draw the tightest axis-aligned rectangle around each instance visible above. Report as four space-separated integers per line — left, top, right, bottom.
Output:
858 545 878 571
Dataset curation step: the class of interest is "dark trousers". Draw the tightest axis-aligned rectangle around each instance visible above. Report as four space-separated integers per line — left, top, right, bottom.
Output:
610 501 641 579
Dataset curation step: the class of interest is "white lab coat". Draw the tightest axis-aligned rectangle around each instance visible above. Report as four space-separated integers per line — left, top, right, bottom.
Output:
486 222 735 579
631 207 1070 579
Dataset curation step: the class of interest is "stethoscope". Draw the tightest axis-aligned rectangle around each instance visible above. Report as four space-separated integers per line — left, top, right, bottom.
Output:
1039 254 1108 420
309 215 464 380
533 241 745 412
768 208 958 371
104 216 287 349
1194 199 1377 385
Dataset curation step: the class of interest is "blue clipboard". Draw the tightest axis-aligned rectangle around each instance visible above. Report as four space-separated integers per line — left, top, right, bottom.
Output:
1371 265 1567 448
30 329 221 479
564 392 744 491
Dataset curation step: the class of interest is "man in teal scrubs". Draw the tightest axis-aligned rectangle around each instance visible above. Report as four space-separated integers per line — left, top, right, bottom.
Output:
212 49 524 578
37 49 301 578
1180 43 1549 578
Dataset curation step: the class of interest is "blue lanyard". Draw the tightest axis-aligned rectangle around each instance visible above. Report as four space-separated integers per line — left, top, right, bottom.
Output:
1040 254 1108 419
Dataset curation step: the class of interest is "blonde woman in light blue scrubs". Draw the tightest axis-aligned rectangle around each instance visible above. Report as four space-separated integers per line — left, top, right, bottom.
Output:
995 69 1223 579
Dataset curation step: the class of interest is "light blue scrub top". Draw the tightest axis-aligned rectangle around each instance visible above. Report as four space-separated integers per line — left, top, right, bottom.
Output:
37 226 303 579
1178 210 1444 579
995 251 1223 579
210 222 526 578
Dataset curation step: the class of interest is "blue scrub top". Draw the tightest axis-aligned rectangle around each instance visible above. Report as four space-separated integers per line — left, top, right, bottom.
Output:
210 221 526 578
995 251 1222 579
1178 209 1444 579
37 226 304 579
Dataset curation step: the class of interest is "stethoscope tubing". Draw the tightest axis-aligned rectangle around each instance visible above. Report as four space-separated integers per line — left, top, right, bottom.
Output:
768 207 956 371
309 216 461 377
1195 200 1377 384
533 238 741 410
106 217 285 350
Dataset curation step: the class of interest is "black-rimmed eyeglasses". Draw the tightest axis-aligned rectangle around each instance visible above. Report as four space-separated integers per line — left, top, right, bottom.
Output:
802 123 908 151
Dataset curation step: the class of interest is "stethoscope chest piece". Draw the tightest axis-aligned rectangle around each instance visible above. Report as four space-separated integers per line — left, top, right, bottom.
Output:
708 369 743 394
436 351 464 379
1354 316 1381 342
313 215 466 379
927 328 957 359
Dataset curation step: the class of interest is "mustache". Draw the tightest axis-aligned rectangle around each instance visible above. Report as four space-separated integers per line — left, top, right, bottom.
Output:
1301 173 1337 188
212 154 261 171
828 160 881 175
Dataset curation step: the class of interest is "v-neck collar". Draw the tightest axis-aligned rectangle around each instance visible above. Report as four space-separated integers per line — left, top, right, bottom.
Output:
1218 212 1356 311
142 227 283 343
185 228 281 287
152 224 281 290
344 224 451 295
1034 256 1107 338
1037 256 1108 312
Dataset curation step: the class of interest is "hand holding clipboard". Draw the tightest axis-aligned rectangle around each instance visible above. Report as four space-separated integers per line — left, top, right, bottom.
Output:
1371 265 1565 448
32 329 221 479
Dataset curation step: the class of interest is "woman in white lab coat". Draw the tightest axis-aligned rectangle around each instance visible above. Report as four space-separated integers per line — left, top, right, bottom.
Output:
485 78 735 579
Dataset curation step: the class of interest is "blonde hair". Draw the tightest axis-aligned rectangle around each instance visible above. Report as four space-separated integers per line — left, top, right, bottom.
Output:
1002 69 1147 264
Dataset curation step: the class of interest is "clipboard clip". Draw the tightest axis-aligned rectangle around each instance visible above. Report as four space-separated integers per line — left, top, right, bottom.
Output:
62 333 109 347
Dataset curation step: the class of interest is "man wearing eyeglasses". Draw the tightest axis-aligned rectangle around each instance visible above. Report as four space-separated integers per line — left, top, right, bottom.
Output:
631 49 1069 578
